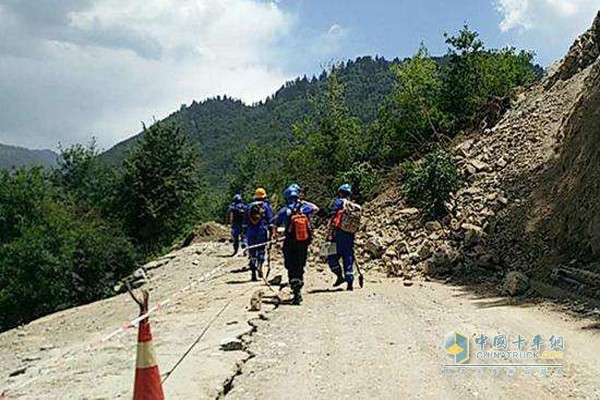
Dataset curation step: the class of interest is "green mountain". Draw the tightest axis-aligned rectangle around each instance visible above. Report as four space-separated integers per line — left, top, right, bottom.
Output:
0 143 57 169
102 56 398 189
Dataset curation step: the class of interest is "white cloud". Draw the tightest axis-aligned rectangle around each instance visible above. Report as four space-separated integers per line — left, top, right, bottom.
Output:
496 0 600 32
495 0 600 64
327 24 344 37
309 23 348 61
0 0 293 150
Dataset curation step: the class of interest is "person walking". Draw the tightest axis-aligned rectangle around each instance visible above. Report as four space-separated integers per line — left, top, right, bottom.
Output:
274 185 319 305
246 188 274 281
327 183 360 291
227 193 247 255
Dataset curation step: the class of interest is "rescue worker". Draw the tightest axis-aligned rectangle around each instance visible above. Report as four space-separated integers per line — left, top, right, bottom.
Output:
274 185 319 305
227 194 247 255
327 184 355 291
246 187 274 281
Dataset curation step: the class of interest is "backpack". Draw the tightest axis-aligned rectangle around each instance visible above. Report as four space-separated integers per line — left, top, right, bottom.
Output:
288 205 311 242
248 201 266 227
334 199 362 234
231 203 245 225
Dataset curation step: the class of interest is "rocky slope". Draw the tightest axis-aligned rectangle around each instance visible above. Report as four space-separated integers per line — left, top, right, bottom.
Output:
353 11 600 304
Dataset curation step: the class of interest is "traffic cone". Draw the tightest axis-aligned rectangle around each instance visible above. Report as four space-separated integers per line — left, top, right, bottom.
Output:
132 290 164 400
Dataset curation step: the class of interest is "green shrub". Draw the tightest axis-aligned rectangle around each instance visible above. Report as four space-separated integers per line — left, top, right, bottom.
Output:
403 149 460 218
339 162 380 203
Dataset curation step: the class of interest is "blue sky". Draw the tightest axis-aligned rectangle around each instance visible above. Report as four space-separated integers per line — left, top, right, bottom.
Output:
282 0 508 72
279 0 599 73
0 0 599 149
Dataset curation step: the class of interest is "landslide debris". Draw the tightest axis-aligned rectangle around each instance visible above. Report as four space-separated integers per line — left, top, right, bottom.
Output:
352 12 600 302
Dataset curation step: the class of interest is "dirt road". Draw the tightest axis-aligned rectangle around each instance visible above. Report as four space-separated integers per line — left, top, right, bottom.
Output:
1 242 599 399
228 269 600 399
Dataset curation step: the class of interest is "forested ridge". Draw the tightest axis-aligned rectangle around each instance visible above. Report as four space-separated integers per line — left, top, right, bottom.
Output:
0 26 542 331
102 55 398 189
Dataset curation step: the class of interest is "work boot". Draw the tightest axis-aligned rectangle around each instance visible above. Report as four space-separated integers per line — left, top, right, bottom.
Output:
292 290 303 305
332 269 345 287
251 269 258 282
346 281 353 291
257 264 263 279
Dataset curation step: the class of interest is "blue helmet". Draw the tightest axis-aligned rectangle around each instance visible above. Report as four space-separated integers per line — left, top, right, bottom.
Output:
282 187 292 200
233 194 242 203
338 183 352 195
283 183 302 200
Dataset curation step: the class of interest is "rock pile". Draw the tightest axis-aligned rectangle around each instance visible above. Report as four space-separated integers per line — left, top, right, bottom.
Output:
350 13 600 296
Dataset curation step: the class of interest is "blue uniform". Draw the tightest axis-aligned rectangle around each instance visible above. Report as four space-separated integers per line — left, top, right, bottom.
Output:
328 198 354 285
275 199 318 295
274 200 318 229
246 199 274 271
228 202 247 253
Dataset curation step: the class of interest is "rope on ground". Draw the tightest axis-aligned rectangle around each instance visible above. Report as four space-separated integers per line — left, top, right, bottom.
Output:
160 284 257 385
1 250 238 397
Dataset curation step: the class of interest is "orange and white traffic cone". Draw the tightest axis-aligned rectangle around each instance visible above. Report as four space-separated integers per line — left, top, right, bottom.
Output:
132 290 164 400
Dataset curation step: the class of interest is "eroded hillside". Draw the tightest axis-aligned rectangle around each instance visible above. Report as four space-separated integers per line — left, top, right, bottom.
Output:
354 12 600 303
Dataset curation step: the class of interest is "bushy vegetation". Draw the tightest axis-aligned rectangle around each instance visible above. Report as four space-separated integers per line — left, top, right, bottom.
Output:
403 150 461 218
0 124 207 331
0 167 136 330
120 122 205 252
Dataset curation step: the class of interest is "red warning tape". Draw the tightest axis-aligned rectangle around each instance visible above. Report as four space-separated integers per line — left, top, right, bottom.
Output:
1 243 235 397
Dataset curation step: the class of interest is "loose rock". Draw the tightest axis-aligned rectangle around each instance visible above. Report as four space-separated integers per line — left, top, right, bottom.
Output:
503 271 531 296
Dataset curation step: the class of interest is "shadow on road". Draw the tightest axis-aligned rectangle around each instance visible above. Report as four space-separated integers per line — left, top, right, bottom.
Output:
307 288 345 294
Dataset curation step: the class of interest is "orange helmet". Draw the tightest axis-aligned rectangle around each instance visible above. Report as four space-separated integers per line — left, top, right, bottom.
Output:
254 187 267 199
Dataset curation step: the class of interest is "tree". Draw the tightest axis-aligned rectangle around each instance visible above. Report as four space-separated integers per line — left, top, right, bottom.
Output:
0 167 136 330
120 122 204 251
55 139 118 216
442 25 538 131
389 44 450 152
286 67 364 204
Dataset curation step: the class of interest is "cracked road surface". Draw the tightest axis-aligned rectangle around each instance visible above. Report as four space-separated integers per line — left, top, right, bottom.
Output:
1 241 599 399
0 243 272 399
227 273 600 400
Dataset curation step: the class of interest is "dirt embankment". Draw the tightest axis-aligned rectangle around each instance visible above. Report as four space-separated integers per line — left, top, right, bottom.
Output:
350 11 600 304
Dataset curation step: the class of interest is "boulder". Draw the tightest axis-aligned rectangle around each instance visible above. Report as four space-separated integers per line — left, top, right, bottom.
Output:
425 246 458 276
497 196 509 206
384 247 397 260
249 290 263 312
425 221 442 232
399 208 420 216
495 157 508 169
417 240 433 261
461 223 484 246
366 237 386 259
503 271 531 296
397 241 410 255
470 159 491 173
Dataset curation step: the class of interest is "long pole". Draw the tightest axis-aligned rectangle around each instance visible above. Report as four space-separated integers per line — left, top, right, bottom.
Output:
242 237 284 252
